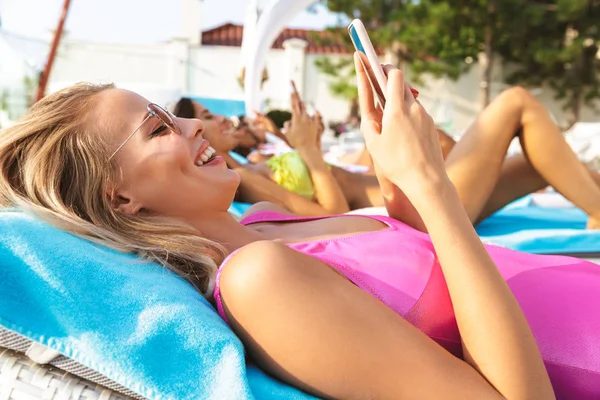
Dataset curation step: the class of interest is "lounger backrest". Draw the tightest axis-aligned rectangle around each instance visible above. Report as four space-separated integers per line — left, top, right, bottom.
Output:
0 326 143 400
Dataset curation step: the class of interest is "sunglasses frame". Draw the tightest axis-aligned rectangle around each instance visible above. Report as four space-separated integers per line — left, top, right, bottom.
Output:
108 103 181 161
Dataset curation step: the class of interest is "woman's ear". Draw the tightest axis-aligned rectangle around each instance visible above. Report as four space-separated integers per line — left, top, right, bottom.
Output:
107 188 143 215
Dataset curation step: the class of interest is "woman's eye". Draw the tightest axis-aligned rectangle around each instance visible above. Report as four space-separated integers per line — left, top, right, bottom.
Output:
149 124 168 137
203 114 213 120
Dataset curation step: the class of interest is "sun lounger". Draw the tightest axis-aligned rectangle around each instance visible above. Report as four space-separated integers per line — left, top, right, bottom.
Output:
0 210 317 400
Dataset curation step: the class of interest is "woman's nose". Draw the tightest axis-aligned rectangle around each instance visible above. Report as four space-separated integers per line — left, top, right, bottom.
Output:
180 117 204 138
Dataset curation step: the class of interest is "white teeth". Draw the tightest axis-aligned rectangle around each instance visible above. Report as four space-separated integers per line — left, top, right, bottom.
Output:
195 146 216 167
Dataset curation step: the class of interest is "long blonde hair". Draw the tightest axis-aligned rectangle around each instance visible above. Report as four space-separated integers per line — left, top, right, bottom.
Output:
0 83 225 296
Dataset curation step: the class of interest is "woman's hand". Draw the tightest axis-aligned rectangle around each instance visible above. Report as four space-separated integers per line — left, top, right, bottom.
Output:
286 82 320 152
355 51 555 399
253 112 280 136
355 54 449 202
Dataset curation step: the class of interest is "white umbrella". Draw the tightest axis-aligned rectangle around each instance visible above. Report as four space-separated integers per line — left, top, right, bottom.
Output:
243 0 317 115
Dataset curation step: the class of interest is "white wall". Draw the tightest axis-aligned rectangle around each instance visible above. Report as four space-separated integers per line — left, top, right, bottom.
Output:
49 40 180 106
0 38 30 89
2 32 598 130
409 57 600 133
305 53 353 124
0 36 36 119
188 45 246 100
187 44 349 126
408 65 486 134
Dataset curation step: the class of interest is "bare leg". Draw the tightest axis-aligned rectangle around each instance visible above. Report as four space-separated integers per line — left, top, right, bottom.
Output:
478 154 600 223
355 147 375 174
445 86 600 227
476 154 548 222
437 128 457 159
331 166 383 209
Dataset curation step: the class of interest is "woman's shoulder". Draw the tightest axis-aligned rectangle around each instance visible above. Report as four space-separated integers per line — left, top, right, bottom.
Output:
219 241 308 293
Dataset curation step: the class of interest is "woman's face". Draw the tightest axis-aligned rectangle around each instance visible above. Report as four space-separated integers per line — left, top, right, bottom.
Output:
232 124 259 151
247 120 267 143
192 101 239 153
96 89 240 219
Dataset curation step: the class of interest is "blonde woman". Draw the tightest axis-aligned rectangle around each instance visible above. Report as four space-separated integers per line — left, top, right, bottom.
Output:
1 56 599 399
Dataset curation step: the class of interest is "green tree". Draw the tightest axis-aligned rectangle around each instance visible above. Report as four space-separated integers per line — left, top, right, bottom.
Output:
321 0 411 65
319 0 503 107
311 0 408 118
498 0 600 127
313 55 359 118
392 0 544 107
319 0 551 108
319 0 600 119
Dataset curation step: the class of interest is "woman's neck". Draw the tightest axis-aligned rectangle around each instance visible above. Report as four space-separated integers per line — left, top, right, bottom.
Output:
187 210 264 255
222 152 242 169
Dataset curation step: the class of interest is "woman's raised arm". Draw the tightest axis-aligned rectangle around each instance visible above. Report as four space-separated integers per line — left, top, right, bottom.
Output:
233 165 337 216
355 55 555 399
285 84 350 214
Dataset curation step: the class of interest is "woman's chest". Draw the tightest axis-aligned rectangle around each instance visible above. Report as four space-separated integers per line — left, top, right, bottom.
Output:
250 215 389 244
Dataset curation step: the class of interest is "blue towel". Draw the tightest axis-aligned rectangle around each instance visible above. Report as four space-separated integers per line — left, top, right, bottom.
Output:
476 195 600 254
0 210 317 400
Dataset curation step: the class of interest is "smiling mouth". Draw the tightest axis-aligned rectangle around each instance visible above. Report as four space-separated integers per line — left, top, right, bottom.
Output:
195 146 216 166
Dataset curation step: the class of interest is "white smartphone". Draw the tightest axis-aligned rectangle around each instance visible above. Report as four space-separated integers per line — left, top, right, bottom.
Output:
348 19 388 107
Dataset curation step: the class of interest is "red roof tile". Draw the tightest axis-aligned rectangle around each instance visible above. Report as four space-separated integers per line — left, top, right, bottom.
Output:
201 23 353 55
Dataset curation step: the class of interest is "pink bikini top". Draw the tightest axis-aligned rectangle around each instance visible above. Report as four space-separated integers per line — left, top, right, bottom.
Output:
214 211 463 355
213 211 600 399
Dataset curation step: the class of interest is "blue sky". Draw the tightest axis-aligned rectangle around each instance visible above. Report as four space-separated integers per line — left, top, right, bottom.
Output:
0 0 343 43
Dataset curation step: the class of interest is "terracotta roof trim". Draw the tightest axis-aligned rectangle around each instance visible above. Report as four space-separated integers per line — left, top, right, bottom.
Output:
201 22 353 55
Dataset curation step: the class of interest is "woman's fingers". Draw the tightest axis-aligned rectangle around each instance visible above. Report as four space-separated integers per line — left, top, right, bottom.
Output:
290 81 301 117
385 67 416 111
383 65 417 110
354 52 378 120
290 80 307 116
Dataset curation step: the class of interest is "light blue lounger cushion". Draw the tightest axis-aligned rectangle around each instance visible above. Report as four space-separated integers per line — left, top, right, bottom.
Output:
476 195 600 254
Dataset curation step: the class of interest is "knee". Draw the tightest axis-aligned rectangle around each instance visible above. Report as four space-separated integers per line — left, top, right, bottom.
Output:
499 86 536 109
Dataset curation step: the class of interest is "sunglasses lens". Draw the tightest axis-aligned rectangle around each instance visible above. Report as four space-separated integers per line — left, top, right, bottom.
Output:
149 103 181 134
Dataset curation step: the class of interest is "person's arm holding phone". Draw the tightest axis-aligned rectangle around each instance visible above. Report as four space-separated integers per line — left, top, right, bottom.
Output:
348 19 426 230
356 51 555 399
287 82 350 214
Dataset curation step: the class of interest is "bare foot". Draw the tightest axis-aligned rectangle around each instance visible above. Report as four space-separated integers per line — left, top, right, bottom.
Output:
587 216 600 229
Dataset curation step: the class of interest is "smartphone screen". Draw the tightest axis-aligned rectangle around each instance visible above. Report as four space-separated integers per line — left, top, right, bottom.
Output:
348 24 386 107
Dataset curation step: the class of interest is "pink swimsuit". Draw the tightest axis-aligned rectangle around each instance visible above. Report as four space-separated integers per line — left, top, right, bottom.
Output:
214 212 600 399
